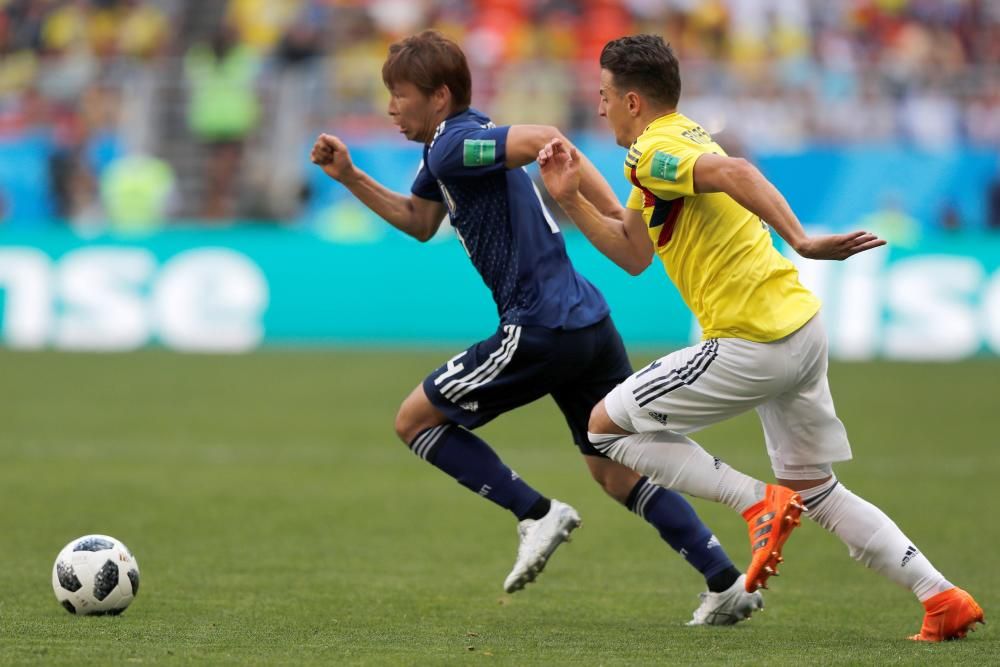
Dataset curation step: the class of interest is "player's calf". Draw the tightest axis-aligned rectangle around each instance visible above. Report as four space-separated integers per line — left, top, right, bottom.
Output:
794 472 984 639
584 455 639 503
585 456 748 610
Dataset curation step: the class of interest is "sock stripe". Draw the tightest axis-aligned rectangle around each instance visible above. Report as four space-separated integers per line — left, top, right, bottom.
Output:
410 428 435 459
411 425 450 460
419 426 449 459
632 481 659 518
804 480 839 509
623 475 646 509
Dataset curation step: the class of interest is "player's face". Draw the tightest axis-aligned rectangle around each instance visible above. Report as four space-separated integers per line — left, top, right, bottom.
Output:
387 80 439 144
598 69 631 148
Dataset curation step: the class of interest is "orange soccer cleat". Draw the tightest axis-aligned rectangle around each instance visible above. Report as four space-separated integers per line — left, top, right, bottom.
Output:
741 484 804 592
909 587 985 641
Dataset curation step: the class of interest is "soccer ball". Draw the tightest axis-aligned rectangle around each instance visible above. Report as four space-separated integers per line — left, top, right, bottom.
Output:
51 535 140 616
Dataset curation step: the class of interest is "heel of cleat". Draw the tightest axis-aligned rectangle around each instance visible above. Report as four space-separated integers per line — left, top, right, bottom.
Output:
908 587 985 641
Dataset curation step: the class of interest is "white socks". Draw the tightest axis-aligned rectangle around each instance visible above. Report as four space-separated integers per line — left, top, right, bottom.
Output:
591 432 765 513
801 477 953 602
592 431 955 603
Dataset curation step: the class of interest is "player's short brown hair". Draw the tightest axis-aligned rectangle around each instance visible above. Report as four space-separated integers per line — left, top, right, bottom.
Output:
382 30 472 110
600 34 681 108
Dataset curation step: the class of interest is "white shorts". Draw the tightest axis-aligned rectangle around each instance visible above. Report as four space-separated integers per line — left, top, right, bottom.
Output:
604 314 851 478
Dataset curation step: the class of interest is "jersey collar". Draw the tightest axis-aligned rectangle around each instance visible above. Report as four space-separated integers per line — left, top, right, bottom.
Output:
642 111 681 136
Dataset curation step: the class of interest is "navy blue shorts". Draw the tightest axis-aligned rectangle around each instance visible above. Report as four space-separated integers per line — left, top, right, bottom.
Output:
422 316 632 456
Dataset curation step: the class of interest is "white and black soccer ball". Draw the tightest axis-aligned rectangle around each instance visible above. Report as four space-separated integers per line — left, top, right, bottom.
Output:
52 535 140 616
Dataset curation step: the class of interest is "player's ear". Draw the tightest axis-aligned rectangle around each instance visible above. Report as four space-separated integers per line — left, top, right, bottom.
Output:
432 84 451 113
625 91 641 117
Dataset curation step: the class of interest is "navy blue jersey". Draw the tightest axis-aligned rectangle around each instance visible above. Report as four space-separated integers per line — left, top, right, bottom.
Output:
411 108 609 330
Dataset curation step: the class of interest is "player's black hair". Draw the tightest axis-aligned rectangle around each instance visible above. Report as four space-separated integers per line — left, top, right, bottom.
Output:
600 34 681 108
382 30 472 110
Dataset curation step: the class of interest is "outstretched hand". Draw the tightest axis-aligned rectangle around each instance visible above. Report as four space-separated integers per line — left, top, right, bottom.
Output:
537 138 581 203
797 230 887 260
310 133 357 183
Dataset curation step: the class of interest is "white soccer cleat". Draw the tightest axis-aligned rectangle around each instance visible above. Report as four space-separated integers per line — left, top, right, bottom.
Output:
686 574 764 626
503 499 582 594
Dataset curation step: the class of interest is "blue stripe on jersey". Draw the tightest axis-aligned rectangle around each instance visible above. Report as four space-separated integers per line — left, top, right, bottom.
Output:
411 108 609 330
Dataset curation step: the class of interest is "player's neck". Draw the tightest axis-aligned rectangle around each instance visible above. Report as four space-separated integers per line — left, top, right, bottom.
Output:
631 107 677 142
420 106 463 143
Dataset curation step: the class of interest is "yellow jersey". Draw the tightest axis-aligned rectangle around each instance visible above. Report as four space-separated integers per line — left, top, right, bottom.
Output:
625 112 820 342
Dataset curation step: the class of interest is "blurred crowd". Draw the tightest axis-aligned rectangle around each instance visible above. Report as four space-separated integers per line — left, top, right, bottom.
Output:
0 0 998 227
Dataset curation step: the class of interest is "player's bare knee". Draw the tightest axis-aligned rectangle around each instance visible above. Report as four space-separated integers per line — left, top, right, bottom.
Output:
393 404 418 445
395 386 448 445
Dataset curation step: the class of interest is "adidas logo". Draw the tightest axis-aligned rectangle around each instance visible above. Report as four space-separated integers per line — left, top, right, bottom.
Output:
459 401 479 412
901 545 920 567
648 411 669 425
707 534 721 549
478 484 492 497
713 457 723 469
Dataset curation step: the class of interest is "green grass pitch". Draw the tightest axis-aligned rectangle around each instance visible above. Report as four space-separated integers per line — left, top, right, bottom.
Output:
1 350 997 665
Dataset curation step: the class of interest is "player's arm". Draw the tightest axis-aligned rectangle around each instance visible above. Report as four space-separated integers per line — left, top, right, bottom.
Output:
310 133 445 242
692 153 885 260
505 125 625 221
537 138 652 275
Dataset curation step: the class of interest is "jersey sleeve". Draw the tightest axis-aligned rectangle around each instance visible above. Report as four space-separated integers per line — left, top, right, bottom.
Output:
427 125 510 179
632 136 704 201
410 158 442 201
626 186 645 211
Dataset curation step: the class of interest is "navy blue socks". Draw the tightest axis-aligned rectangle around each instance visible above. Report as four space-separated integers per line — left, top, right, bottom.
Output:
626 476 740 592
409 424 547 520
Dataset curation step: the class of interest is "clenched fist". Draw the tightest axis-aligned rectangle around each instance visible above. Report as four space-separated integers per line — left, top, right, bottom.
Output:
310 133 357 183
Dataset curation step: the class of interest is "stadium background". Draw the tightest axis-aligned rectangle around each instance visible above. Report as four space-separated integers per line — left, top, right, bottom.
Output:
1 0 998 664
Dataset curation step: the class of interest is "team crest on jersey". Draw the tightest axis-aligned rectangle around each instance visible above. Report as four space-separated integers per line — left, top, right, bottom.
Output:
651 151 679 182
463 139 496 167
